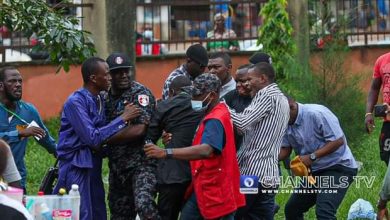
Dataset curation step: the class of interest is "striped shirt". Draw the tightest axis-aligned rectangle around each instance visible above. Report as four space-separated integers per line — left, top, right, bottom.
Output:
229 83 289 186
162 64 192 100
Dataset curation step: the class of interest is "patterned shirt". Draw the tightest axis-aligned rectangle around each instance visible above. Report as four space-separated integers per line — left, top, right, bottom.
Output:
161 65 192 100
105 81 156 178
229 83 289 186
206 29 239 52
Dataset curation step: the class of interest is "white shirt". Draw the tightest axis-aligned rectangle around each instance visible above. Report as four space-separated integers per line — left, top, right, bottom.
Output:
220 77 236 98
0 194 33 220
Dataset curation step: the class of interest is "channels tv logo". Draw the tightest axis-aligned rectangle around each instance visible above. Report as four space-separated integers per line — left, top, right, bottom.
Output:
240 175 258 194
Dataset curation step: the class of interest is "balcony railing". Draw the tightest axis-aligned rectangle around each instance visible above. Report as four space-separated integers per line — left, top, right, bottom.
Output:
3 0 390 63
135 0 267 56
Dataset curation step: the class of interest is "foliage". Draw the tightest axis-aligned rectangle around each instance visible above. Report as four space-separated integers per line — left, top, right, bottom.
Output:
0 0 96 72
280 39 365 143
257 0 297 79
308 0 349 50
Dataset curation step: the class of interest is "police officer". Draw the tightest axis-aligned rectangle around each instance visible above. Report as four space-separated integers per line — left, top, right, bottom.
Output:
105 53 159 220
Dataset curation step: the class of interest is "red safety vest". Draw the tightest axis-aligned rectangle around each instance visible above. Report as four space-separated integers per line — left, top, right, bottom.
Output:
190 103 245 219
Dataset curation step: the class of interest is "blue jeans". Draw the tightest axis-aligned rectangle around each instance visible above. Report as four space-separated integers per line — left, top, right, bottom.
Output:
180 193 235 220
235 185 277 220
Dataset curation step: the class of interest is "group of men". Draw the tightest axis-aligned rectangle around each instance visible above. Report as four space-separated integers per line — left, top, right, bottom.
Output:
0 42 371 220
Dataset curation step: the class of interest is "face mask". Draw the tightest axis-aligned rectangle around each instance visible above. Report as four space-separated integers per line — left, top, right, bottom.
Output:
191 93 212 112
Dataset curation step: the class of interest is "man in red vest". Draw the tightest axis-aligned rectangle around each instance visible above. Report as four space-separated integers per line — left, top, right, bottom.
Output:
145 73 245 219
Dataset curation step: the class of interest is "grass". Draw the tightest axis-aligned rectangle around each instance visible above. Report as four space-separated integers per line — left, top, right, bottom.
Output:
25 118 386 219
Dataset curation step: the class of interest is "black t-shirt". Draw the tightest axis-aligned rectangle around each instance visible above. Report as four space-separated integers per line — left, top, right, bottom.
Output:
222 90 252 113
222 90 252 150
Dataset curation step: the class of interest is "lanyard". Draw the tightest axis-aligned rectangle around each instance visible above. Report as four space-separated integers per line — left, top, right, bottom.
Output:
0 104 29 125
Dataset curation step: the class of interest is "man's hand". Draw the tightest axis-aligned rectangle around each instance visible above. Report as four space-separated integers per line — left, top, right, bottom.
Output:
144 143 166 159
120 103 141 122
365 113 375 134
18 126 46 138
161 131 172 146
299 155 313 167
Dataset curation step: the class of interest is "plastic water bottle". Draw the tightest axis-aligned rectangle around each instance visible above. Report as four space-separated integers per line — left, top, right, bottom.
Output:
69 184 80 220
68 184 80 197
40 203 53 220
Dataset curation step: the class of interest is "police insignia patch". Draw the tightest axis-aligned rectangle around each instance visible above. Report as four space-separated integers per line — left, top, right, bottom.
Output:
115 56 123 64
138 94 149 106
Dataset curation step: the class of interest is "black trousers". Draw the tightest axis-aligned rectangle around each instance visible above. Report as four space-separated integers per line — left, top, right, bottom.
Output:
284 164 357 220
157 182 190 220
379 121 390 164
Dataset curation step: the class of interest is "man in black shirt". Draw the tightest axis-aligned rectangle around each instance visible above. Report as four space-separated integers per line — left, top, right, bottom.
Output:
222 64 253 150
146 75 204 220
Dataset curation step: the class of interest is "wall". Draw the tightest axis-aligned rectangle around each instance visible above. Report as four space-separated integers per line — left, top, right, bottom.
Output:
6 47 390 120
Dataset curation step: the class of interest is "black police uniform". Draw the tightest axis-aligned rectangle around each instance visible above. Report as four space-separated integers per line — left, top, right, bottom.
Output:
105 81 159 220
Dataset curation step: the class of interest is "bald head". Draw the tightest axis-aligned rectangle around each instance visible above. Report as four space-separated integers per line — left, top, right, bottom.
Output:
250 62 275 82
169 75 192 97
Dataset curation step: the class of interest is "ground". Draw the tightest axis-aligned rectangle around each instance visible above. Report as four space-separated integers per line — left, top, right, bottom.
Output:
25 118 385 219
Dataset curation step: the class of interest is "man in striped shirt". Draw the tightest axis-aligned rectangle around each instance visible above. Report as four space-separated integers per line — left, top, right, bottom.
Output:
228 62 290 219
161 44 208 100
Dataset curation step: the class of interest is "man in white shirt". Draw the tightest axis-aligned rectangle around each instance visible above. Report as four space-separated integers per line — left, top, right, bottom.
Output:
0 140 32 220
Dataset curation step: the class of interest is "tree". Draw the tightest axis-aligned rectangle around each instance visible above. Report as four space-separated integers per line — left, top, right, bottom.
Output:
105 0 136 77
257 0 296 79
0 0 96 72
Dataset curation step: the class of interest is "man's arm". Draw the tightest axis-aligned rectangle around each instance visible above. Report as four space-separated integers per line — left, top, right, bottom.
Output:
300 137 344 167
365 77 382 133
230 94 272 132
108 89 156 145
144 107 165 143
301 111 346 166
63 97 127 150
30 105 57 155
145 119 224 160
106 124 147 145
145 143 215 160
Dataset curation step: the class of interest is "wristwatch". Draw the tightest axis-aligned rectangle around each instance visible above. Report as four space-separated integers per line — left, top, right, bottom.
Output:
309 153 317 161
165 148 173 159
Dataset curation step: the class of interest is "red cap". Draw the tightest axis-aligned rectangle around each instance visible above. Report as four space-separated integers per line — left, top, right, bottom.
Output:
37 191 44 196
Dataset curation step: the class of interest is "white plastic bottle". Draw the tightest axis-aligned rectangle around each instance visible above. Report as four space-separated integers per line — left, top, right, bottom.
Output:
68 184 80 197
68 184 80 220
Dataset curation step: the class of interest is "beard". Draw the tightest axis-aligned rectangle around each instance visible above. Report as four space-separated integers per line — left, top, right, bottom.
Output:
4 87 21 102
